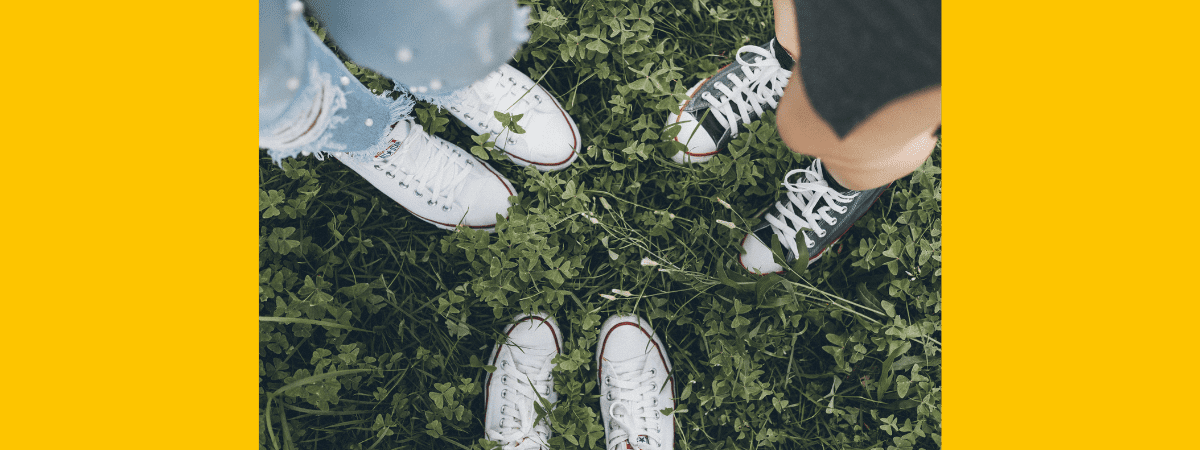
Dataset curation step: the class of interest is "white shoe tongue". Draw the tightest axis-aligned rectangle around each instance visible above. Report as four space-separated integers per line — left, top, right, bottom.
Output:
511 352 552 379
607 352 651 376
387 120 414 143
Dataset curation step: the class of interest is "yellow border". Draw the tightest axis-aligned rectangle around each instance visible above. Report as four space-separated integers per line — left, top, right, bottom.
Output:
946 1 1199 448
4 2 256 448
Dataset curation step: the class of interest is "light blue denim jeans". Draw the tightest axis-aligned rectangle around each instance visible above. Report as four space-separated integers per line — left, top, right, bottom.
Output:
259 0 530 161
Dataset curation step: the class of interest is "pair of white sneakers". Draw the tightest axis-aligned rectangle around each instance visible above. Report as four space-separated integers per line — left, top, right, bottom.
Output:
485 314 674 450
334 64 581 232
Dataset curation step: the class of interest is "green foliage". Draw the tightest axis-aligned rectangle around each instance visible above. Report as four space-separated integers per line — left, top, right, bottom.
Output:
262 1 941 449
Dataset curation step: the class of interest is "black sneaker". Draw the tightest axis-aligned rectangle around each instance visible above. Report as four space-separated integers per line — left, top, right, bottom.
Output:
738 159 887 274
667 39 794 164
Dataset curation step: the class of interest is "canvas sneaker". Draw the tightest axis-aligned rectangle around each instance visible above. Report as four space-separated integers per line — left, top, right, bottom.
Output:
333 119 516 232
667 39 794 164
739 159 887 274
597 315 674 450
485 313 563 450
448 64 581 171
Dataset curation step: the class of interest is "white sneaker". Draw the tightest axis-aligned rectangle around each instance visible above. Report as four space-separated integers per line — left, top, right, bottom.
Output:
448 64 581 171
667 40 793 164
597 315 674 450
333 120 516 232
485 313 563 450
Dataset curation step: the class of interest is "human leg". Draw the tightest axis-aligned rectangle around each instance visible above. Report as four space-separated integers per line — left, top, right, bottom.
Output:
738 0 941 273
259 0 411 161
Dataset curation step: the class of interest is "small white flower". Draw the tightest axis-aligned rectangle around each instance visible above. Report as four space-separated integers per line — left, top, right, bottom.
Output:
611 289 632 297
716 219 736 229
599 197 612 211
715 197 732 210
640 257 659 267
600 294 617 301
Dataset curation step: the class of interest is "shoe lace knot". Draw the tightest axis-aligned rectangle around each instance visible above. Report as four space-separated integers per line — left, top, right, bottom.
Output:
488 352 555 449
699 43 792 136
374 120 473 205
604 354 666 450
764 160 857 257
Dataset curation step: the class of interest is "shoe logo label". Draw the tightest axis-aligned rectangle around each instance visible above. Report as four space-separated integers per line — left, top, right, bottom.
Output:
636 435 650 444
376 140 401 159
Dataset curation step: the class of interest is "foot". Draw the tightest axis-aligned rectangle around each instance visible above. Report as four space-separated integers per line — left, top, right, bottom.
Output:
597 315 674 450
448 64 581 171
667 39 793 164
485 313 563 450
333 120 516 232
739 159 887 274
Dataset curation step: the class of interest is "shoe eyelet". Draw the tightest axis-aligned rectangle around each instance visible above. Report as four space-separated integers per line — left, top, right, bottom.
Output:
501 375 508 384
606 392 614 401
828 218 837 225
604 376 611 385
373 164 384 171
385 171 395 179
501 389 508 399
649 369 656 376
442 205 451 211
500 405 506 414
415 191 423 197
427 199 437 206
499 418 505 427
650 382 656 390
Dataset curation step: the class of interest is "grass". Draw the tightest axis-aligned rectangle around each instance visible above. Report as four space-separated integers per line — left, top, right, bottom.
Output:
260 1 941 449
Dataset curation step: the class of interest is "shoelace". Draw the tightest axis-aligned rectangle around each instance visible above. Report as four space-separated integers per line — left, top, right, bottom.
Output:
487 354 555 450
452 71 549 144
373 120 473 206
698 44 791 136
763 160 858 258
604 354 664 450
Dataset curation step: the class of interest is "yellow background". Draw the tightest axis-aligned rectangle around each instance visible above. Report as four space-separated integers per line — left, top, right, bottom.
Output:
3 1 1195 448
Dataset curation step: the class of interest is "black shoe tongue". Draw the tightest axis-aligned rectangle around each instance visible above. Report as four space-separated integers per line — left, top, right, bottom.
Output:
822 170 856 195
772 39 795 68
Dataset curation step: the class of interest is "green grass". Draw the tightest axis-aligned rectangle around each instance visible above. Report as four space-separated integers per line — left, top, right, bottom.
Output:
260 1 941 449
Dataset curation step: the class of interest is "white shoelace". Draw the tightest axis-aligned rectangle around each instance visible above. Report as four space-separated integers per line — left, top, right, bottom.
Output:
697 44 791 136
604 354 665 450
763 160 858 257
373 120 473 205
487 354 555 450
453 71 548 144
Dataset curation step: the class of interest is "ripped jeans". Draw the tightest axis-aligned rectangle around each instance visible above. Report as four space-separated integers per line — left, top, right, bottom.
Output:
258 0 412 161
258 0 530 161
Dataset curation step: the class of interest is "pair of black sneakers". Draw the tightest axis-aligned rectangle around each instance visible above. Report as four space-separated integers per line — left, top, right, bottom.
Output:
668 39 888 274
